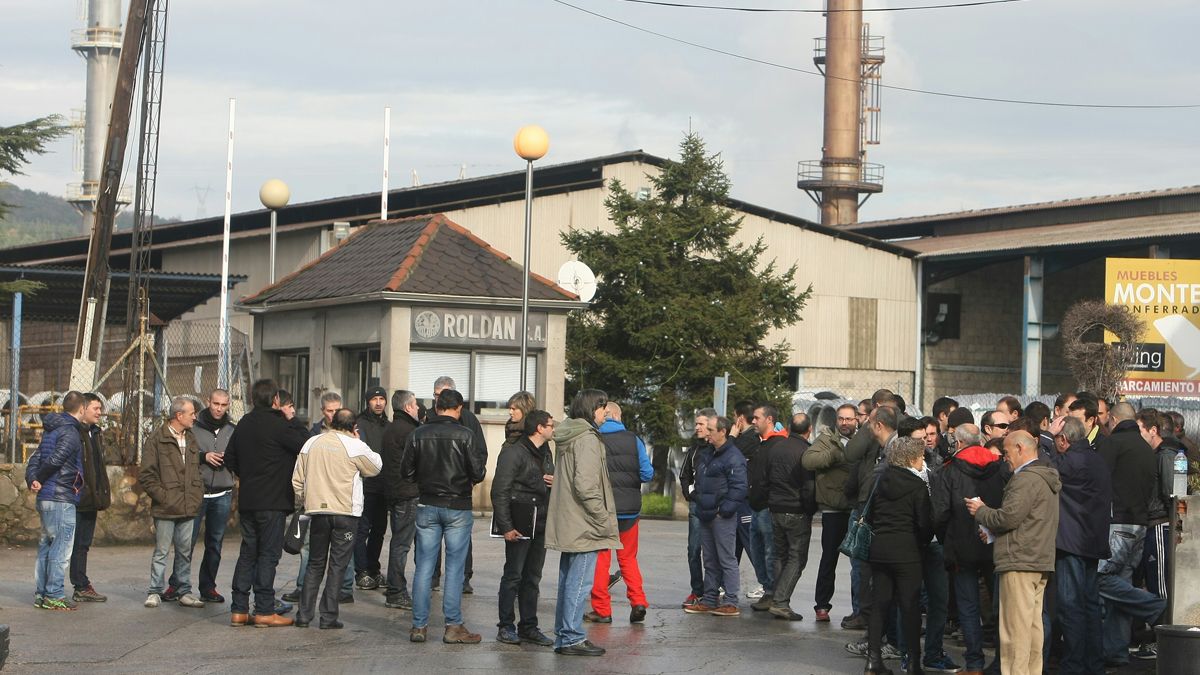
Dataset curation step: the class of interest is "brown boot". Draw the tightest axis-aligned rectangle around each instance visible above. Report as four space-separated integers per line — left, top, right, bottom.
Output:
230 612 250 627
443 623 482 644
253 613 295 627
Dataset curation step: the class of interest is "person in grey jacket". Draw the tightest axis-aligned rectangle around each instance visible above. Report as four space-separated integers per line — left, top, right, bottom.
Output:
170 389 235 604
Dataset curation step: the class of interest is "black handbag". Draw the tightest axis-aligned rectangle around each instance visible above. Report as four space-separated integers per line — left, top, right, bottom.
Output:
283 511 308 555
839 473 882 561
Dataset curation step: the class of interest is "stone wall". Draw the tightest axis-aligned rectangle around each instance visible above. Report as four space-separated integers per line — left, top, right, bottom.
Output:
0 464 161 545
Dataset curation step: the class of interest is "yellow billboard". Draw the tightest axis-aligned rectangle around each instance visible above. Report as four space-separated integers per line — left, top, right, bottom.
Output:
1106 257 1200 397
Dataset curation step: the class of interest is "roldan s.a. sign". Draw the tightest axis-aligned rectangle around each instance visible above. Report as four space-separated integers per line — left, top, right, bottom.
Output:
411 307 547 348
1105 257 1200 397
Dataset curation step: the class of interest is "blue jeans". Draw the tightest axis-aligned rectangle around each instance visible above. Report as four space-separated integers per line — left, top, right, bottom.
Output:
750 507 775 591
150 517 195 596
1053 553 1102 675
687 502 703 596
171 492 231 593
411 504 472 628
1099 524 1166 665
35 500 77 599
554 550 598 648
953 566 991 670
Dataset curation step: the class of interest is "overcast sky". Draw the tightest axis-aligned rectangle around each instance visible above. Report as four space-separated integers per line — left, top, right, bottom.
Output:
5 0 1199 226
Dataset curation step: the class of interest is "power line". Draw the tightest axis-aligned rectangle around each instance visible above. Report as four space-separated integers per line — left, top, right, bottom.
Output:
612 0 1026 13
549 0 1200 109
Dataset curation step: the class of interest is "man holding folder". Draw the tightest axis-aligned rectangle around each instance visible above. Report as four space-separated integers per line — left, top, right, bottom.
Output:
491 409 556 647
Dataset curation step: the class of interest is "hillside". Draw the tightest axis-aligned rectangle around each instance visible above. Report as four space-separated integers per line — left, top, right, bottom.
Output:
0 183 178 250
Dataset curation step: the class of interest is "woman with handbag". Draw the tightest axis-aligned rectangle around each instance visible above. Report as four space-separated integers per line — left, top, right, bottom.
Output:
864 436 934 675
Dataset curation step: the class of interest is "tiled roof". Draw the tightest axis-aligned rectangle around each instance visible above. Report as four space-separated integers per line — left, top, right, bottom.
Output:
900 211 1200 259
241 214 576 305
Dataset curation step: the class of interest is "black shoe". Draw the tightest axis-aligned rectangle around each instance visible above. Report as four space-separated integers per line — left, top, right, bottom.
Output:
842 613 868 630
608 573 621 589
294 620 310 628
281 589 301 603
319 620 344 630
583 610 612 623
339 592 354 603
630 605 647 623
497 627 521 645
462 580 474 595
518 628 555 647
866 651 894 675
355 571 378 590
770 607 804 621
274 599 293 615
556 639 606 656
384 593 412 610
200 590 225 603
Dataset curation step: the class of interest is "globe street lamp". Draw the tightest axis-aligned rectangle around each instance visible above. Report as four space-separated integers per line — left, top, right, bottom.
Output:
513 126 549 393
259 178 290 284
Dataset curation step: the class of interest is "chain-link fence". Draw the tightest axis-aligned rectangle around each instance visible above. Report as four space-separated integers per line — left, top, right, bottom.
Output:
0 317 251 463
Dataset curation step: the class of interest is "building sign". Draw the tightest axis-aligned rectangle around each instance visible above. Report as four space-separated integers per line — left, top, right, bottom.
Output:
411 307 547 348
1106 257 1200 397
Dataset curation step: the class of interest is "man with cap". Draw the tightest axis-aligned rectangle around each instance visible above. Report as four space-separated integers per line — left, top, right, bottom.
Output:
353 386 390 590
945 408 975 457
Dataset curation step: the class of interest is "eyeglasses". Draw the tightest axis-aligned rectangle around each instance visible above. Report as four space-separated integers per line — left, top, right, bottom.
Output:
990 423 1010 430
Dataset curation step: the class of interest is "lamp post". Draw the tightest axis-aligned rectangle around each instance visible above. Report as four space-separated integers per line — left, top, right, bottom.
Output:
513 125 549 393
259 179 290 284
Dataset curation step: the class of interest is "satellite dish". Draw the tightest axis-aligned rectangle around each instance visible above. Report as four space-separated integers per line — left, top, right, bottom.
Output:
557 260 598 302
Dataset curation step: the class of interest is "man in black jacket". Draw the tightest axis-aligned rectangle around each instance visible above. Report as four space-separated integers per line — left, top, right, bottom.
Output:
491 409 555 647
403 388 486 645
224 379 309 627
430 376 485 593
353 386 390 590
70 392 110 603
751 410 815 620
382 389 421 609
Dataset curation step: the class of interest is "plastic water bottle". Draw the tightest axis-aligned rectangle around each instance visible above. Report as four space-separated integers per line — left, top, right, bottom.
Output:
1173 450 1189 496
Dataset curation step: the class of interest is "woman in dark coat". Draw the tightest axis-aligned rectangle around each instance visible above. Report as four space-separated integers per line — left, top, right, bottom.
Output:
865 437 934 675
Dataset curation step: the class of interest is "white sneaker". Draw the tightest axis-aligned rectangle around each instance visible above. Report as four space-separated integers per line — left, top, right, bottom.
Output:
178 594 205 608
745 584 765 600
144 593 161 608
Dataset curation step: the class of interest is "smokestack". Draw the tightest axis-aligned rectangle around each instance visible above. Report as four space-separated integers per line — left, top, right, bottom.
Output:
68 0 125 232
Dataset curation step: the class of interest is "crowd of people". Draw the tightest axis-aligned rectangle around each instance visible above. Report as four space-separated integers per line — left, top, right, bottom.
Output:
674 390 1194 675
22 379 653 657
21 379 1199 671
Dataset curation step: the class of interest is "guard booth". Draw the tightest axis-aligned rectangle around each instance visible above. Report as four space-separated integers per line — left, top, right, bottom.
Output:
240 213 585 507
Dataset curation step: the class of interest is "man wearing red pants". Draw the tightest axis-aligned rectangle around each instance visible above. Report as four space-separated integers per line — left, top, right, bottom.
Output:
585 402 654 624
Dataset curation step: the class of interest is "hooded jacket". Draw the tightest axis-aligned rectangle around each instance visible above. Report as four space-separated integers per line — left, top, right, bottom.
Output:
598 419 653 518
381 408 421 504
401 414 484 510
692 438 748 522
224 406 310 513
26 413 85 504
802 429 853 512
490 435 554 534
867 464 933 565
932 445 1008 568
975 462 1062 573
192 407 236 494
1097 419 1156 526
545 418 620 553
1052 438 1114 560
748 428 789 511
138 422 204 519
1148 437 1181 525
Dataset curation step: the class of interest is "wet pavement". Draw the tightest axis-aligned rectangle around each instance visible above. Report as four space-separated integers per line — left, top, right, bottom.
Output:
0 518 1157 674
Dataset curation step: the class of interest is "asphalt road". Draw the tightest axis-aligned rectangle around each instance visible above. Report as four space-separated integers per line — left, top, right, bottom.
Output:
0 518 1157 674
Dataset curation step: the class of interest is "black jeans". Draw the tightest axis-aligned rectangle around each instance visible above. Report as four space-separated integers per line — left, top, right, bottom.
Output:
354 492 388 575
298 514 357 625
69 509 98 590
868 559 922 664
498 533 547 631
814 511 849 611
385 497 418 598
231 510 287 615
770 511 813 608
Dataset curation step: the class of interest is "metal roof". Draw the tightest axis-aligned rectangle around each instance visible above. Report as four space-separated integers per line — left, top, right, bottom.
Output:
241 214 576 308
0 265 244 324
901 211 1200 260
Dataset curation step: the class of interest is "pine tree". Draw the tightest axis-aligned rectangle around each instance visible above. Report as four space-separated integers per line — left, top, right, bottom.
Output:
0 115 69 221
562 133 811 482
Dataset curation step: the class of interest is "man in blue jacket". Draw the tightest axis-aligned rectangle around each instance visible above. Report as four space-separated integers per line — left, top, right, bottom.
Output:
26 391 99 610
585 402 654 624
685 415 747 617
